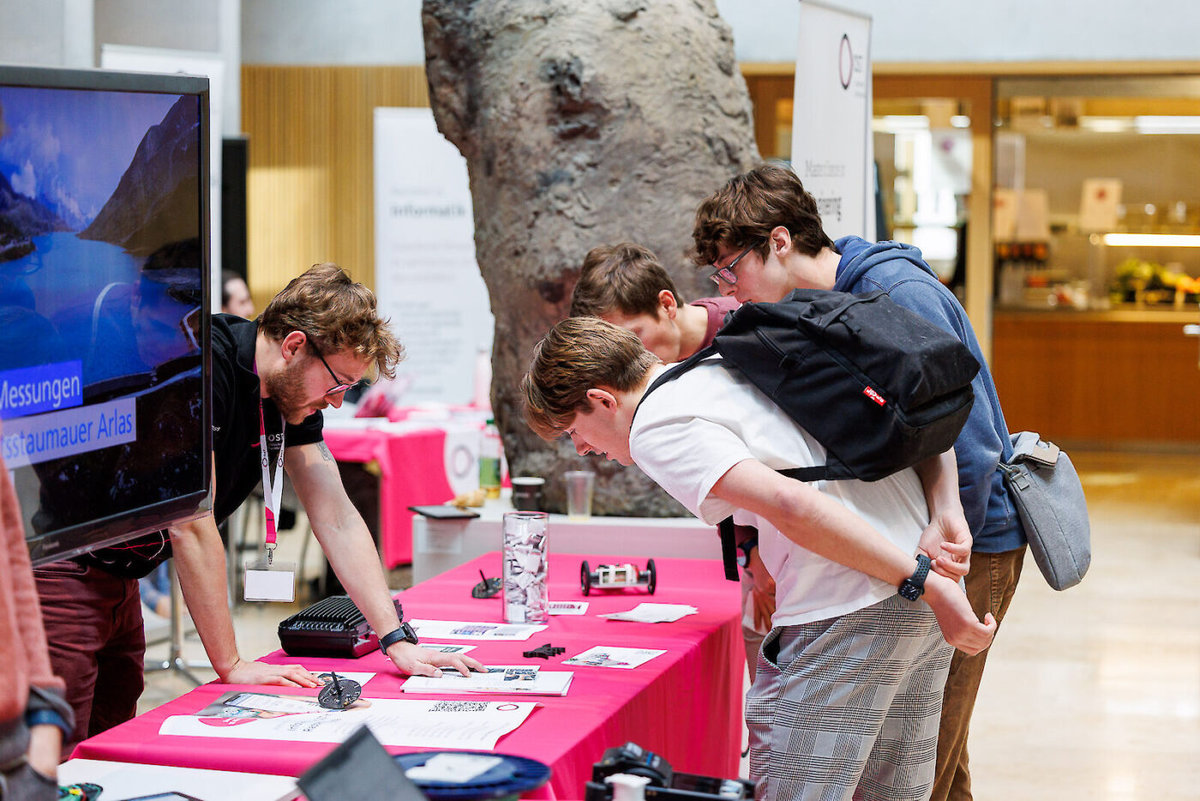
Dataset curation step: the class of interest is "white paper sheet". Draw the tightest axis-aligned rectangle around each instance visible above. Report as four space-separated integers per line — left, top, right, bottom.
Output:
563 646 666 669
159 691 536 750
409 619 547 640
599 603 697 623
548 601 589 615
402 666 574 696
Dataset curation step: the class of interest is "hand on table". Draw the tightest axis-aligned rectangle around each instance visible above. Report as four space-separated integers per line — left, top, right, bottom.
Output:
222 658 322 688
387 641 487 677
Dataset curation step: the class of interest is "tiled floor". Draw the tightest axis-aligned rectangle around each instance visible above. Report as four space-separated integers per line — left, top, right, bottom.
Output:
139 449 1200 799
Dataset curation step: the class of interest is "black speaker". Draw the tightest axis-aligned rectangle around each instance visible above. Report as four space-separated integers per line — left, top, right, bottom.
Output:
221 136 248 280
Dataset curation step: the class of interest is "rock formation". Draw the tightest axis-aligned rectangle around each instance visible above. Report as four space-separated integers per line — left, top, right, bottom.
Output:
423 0 760 515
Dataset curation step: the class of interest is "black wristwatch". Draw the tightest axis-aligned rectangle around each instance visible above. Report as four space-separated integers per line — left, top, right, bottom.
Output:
735 536 759 569
898 554 932 601
378 622 419 655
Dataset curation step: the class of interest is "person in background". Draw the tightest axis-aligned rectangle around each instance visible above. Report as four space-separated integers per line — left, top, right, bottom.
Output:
1 443 74 798
36 263 484 752
221 270 254 319
568 243 772 679
521 317 995 801
691 163 1027 801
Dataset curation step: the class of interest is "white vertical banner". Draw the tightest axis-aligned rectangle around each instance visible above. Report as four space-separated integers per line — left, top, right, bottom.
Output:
791 1 874 240
373 108 493 405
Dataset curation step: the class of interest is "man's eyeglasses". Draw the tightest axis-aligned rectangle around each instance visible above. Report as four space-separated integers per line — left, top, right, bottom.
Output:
308 338 368 396
709 243 758 287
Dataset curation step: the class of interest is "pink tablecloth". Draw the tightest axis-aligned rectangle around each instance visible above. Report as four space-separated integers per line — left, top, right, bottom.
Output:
74 553 743 798
323 423 474 567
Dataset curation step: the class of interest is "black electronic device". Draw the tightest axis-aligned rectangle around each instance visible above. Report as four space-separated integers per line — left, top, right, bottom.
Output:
0 65 212 565
278 595 403 658
408 504 480 520
585 742 756 801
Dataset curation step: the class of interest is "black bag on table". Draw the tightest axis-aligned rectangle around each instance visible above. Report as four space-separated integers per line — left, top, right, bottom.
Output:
640 288 981 579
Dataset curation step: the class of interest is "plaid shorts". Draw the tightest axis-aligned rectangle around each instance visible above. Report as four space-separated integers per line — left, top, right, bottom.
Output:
747 594 953 801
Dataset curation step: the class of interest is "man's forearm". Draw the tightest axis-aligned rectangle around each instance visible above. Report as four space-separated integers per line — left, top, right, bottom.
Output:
316 519 402 639
913 448 964 521
169 516 244 678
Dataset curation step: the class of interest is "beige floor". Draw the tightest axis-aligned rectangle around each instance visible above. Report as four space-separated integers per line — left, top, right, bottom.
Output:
139 449 1200 799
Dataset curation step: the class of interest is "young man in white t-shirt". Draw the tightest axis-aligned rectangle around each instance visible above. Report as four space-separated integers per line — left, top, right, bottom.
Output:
520 317 996 801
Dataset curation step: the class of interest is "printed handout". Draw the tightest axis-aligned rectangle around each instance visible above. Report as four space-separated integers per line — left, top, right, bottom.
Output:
408 619 548 640
402 666 574 697
563 646 666 669
159 690 536 750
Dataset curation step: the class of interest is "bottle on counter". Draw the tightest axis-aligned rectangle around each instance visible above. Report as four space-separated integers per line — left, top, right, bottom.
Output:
479 417 503 500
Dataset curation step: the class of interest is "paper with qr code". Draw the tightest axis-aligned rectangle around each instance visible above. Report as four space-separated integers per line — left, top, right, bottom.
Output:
159 691 535 749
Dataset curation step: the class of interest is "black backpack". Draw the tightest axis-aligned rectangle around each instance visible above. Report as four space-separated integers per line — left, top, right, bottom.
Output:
638 288 981 579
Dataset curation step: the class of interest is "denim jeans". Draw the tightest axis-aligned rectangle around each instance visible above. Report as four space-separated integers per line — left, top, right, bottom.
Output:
930 547 1026 801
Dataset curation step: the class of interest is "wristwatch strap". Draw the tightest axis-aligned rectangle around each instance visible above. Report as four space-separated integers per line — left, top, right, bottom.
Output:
378 622 419 655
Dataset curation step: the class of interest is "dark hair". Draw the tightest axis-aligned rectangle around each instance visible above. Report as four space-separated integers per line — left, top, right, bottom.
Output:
521 316 660 440
221 270 245 309
259 262 404 380
691 163 834 268
570 243 680 319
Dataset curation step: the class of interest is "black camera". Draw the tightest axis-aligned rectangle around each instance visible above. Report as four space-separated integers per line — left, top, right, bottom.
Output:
586 742 755 800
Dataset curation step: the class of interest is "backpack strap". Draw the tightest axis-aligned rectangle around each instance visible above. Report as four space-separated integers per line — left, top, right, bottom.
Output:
716 517 740 581
631 343 718 426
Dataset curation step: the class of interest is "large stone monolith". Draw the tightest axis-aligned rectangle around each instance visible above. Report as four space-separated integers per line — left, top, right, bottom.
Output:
423 0 760 515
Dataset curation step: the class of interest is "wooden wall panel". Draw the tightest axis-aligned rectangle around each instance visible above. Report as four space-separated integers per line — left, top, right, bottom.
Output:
993 313 1200 446
240 65 430 306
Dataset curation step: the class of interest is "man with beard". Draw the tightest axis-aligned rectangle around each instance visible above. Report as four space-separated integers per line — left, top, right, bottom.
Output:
36 263 483 751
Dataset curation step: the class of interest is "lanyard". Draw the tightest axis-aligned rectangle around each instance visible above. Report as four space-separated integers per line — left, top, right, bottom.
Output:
257 395 285 565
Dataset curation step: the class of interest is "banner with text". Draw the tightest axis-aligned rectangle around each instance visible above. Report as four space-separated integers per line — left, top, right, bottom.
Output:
373 108 493 406
791 1 874 240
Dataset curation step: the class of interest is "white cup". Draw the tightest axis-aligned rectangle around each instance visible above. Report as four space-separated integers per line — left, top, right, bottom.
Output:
563 470 595 520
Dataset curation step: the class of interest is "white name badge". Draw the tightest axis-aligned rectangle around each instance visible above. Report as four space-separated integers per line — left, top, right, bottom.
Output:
244 558 297 602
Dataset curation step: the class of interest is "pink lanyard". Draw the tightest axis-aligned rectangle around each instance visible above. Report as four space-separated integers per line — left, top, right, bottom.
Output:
257 395 285 563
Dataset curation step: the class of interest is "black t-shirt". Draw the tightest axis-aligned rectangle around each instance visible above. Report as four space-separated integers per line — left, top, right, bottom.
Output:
81 314 325 578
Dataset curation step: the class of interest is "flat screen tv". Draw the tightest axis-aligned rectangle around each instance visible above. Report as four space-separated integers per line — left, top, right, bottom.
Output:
0 65 212 564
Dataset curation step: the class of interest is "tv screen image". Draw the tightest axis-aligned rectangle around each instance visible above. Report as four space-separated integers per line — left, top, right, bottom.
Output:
0 67 212 564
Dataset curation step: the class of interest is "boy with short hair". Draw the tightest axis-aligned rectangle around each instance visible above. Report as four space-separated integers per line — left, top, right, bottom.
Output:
521 317 996 801
692 163 1026 801
570 242 739 365
569 243 774 673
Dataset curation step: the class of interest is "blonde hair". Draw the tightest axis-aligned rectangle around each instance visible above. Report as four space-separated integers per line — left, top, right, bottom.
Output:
521 317 660 440
259 263 403 379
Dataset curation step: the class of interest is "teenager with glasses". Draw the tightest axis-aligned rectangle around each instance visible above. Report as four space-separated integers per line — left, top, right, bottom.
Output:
36 262 485 752
692 164 1026 801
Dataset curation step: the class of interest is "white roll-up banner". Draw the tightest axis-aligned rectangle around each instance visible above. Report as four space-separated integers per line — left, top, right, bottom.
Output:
373 108 493 405
791 1 874 240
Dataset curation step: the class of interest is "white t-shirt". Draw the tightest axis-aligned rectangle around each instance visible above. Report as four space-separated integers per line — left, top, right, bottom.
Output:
631 357 929 626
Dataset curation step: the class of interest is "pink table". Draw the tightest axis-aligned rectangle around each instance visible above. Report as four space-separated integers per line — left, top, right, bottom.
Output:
75 553 744 798
323 420 481 567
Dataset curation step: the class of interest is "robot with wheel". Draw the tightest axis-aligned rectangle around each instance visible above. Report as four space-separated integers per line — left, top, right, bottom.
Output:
580 559 657 596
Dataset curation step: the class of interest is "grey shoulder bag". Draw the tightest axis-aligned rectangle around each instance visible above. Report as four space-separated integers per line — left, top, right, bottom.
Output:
999 432 1091 591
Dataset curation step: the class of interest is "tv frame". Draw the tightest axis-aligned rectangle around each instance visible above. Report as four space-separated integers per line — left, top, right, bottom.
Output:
0 64 213 565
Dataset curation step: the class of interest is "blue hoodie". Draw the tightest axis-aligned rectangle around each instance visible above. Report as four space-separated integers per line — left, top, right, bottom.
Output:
834 236 1025 553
